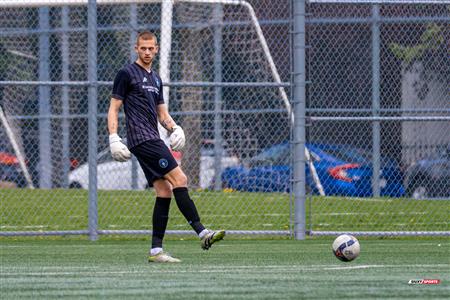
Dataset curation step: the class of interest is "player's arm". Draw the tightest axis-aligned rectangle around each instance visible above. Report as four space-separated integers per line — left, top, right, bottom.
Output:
157 104 185 151
107 98 131 162
157 103 176 132
108 98 123 135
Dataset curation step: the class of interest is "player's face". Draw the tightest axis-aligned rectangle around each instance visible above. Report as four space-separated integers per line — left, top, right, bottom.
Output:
135 38 158 66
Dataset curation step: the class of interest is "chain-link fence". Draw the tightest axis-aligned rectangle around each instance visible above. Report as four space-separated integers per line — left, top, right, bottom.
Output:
306 2 449 235
0 0 448 238
0 0 292 238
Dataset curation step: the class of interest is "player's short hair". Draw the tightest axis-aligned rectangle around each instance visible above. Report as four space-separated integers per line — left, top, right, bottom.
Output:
137 31 158 45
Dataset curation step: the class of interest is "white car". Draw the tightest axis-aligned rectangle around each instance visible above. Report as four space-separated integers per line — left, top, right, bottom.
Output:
68 148 148 190
68 146 238 190
199 147 239 189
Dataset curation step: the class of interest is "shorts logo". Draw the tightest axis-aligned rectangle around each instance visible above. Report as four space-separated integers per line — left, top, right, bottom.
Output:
159 158 168 169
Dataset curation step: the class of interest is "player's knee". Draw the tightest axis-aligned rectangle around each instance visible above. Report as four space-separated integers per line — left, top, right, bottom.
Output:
154 180 173 198
172 173 188 188
156 188 172 198
165 167 188 188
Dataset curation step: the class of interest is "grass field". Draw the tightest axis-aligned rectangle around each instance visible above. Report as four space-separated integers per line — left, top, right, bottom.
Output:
1 189 448 233
1 189 449 298
1 238 449 299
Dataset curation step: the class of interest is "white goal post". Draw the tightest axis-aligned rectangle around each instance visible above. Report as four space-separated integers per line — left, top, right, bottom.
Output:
0 0 326 195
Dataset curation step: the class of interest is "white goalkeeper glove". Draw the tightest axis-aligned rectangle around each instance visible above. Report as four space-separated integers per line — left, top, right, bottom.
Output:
109 133 131 162
170 125 185 151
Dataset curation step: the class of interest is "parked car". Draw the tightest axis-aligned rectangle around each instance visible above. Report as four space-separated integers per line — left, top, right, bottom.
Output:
68 143 238 190
404 146 450 199
68 147 172 190
0 151 27 188
220 142 406 197
200 141 239 189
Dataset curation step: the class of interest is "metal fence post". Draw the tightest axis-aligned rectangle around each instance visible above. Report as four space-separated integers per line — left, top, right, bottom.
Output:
371 5 381 197
293 0 307 240
61 6 70 188
213 4 224 191
88 0 98 241
38 7 52 189
130 4 139 190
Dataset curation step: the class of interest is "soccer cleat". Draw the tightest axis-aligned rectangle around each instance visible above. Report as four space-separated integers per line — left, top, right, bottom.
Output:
148 251 181 263
201 230 226 250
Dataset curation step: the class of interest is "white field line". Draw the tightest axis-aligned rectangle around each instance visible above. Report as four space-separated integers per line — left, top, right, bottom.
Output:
323 265 384 270
1 268 316 277
0 244 126 248
335 198 394 202
2 264 450 277
4 211 438 229
313 212 428 216
5 263 449 270
1 225 49 229
206 213 289 217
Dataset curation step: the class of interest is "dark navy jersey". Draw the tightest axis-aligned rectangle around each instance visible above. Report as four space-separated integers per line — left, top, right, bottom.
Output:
112 62 164 149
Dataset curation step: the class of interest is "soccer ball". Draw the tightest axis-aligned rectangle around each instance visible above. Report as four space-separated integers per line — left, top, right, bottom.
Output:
332 234 360 262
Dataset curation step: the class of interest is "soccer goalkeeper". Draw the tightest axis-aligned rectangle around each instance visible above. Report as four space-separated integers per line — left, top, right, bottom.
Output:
107 31 225 263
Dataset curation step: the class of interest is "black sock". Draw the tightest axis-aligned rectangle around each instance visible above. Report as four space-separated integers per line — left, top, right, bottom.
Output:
173 187 205 235
151 197 171 249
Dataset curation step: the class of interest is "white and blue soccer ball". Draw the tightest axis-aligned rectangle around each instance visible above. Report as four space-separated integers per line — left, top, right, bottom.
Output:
332 234 360 262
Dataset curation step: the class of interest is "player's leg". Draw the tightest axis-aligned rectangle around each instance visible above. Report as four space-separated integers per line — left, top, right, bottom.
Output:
164 167 225 250
129 141 181 263
148 179 180 263
164 167 204 234
151 179 172 253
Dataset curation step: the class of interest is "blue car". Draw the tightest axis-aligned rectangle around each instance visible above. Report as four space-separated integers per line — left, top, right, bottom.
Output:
220 142 405 197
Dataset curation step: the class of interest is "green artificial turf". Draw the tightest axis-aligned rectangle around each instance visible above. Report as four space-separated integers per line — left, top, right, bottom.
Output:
1 239 449 299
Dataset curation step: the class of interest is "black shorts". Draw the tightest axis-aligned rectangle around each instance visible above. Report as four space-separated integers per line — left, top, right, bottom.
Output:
130 139 178 185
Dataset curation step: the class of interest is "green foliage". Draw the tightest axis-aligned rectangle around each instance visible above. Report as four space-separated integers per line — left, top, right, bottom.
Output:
389 24 447 68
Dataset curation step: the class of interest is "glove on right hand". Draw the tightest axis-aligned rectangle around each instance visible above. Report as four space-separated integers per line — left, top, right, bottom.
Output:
109 133 131 162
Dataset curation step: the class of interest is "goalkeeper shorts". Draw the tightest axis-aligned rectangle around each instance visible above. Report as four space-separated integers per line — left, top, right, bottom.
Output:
130 139 179 186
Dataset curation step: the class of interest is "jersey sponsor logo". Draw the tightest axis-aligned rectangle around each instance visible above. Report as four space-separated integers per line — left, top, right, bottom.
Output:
159 158 168 169
142 85 159 94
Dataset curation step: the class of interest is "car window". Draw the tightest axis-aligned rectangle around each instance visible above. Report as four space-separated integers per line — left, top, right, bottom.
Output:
250 143 290 166
97 148 112 164
320 146 370 164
